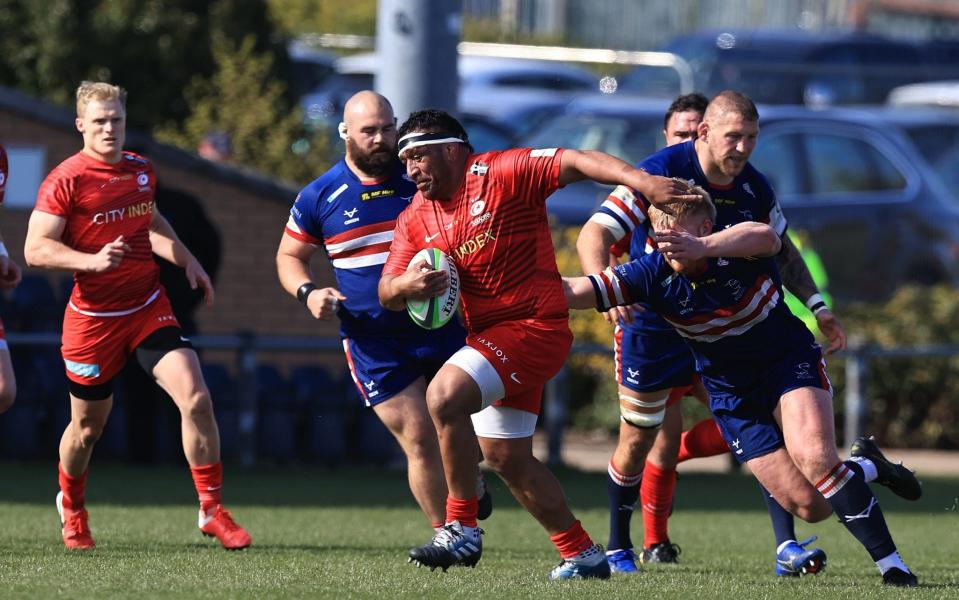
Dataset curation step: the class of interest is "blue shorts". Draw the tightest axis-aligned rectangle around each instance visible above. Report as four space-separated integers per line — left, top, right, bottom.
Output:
615 324 696 393
343 330 465 407
708 343 832 464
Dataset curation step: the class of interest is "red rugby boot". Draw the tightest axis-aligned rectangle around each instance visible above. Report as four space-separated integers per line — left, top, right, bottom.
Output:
199 505 252 550
56 491 95 550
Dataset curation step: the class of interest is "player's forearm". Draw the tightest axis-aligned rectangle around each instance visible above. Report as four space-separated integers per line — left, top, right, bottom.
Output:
149 214 192 267
562 276 600 310
701 222 781 258
577 221 618 274
560 149 635 187
276 253 314 298
776 234 820 304
377 273 407 311
23 236 95 272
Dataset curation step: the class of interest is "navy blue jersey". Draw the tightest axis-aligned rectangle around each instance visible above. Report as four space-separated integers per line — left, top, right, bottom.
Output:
588 140 787 333
588 252 814 392
285 159 465 341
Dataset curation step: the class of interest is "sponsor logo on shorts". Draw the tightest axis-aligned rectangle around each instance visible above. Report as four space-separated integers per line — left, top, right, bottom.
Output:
625 367 639 385
475 337 510 364
795 362 813 379
731 438 743 455
364 379 379 398
158 314 176 323
509 372 522 384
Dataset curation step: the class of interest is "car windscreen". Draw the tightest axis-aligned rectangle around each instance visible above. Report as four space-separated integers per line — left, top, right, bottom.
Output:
521 113 662 165
901 123 959 202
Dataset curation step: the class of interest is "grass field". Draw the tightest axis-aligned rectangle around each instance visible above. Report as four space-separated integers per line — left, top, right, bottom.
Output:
0 461 956 599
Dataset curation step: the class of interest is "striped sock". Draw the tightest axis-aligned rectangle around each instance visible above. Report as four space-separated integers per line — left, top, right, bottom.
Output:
607 460 641 552
816 461 897 561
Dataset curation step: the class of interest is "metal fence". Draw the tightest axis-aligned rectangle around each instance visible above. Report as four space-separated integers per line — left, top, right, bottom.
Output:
8 331 944 466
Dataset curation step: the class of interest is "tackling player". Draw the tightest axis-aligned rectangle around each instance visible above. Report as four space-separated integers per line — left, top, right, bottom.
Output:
0 143 22 413
24 81 251 551
379 109 703 579
578 91 846 574
276 91 491 540
564 186 921 587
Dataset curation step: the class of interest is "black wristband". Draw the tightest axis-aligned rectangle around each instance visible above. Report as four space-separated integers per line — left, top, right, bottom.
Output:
296 282 317 305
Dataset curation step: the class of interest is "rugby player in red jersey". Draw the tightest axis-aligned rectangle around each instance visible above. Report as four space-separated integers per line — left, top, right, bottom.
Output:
378 109 702 579
24 81 250 551
0 143 23 413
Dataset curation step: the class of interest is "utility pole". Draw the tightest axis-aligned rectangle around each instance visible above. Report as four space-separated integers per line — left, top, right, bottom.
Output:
376 0 461 123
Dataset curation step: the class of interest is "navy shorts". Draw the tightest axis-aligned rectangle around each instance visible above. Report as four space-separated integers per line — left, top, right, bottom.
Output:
708 343 832 464
343 331 465 407
615 324 696 393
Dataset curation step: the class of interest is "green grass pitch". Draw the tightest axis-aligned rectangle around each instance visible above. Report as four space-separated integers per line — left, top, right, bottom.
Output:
0 462 956 599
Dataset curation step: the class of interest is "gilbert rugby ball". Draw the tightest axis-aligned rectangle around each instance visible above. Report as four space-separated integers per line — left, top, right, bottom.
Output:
406 248 460 330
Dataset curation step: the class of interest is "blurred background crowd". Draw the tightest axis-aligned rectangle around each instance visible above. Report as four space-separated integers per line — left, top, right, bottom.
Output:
2 0 959 467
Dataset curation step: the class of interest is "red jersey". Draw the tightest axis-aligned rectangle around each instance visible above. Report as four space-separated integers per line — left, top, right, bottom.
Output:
384 148 568 332
35 151 159 313
0 144 8 205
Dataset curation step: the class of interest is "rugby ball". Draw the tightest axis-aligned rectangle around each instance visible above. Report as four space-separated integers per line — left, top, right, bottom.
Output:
406 248 461 330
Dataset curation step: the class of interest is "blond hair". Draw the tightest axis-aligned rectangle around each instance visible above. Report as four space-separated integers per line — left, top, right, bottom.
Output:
76 81 127 117
648 178 716 230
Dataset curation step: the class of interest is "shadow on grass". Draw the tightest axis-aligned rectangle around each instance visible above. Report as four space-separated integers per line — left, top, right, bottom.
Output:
1 460 955 515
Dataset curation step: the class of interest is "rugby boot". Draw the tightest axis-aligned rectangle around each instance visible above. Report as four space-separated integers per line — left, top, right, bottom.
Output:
605 548 640 573
549 544 612 580
850 436 923 501
882 567 919 587
775 536 827 577
640 540 681 564
56 491 95 550
199 505 252 550
409 521 483 571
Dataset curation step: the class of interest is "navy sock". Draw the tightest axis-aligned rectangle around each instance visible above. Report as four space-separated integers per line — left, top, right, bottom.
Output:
606 463 641 552
759 483 796 547
817 461 897 561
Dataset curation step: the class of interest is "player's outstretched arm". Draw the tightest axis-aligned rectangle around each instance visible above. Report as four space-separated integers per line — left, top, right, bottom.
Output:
276 232 345 320
377 261 449 311
562 276 600 310
577 220 637 324
558 149 701 207
776 234 847 354
150 211 214 305
24 210 129 273
657 222 781 261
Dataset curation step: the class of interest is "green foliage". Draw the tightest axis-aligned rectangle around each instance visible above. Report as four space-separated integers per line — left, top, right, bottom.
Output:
155 34 332 185
267 0 377 36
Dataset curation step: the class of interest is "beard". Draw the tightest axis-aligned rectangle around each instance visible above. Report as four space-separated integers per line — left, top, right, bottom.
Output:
347 138 397 178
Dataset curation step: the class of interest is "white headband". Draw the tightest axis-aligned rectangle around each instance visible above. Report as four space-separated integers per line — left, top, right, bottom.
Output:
397 131 465 158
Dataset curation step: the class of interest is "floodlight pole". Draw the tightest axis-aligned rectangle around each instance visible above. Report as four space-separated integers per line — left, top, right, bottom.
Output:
376 0 461 124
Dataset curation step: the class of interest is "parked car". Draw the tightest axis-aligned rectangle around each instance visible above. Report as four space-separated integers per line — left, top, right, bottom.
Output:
521 96 959 301
616 29 957 107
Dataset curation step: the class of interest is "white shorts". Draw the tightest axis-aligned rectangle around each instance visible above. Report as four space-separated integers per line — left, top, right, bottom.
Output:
446 345 505 409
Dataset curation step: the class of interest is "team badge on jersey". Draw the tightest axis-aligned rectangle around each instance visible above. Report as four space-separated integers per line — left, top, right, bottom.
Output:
469 161 489 176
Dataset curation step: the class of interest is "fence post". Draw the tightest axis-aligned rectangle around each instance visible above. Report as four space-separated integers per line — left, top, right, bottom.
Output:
844 343 869 446
236 331 259 467
544 365 569 467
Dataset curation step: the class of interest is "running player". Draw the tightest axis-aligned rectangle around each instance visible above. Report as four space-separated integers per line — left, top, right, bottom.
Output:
276 91 490 539
23 81 251 550
564 186 921 587
379 109 703 579
578 91 845 574
0 143 22 413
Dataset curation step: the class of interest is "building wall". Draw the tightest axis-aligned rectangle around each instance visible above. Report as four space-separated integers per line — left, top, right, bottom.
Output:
0 111 339 344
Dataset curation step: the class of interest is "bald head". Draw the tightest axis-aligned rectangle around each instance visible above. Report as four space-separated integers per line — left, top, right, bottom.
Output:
341 91 398 179
343 90 394 129
703 90 759 125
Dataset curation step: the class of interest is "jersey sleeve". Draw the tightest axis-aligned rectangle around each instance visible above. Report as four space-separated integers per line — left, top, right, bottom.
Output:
588 185 648 241
382 208 417 277
284 190 323 245
495 147 565 208
586 256 656 311
0 144 7 205
755 171 787 236
34 167 77 216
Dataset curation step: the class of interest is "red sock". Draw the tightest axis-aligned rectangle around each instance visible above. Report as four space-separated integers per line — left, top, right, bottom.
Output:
677 418 729 463
58 463 88 511
446 495 478 527
550 520 594 559
190 462 223 513
431 520 444 530
641 462 677 548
